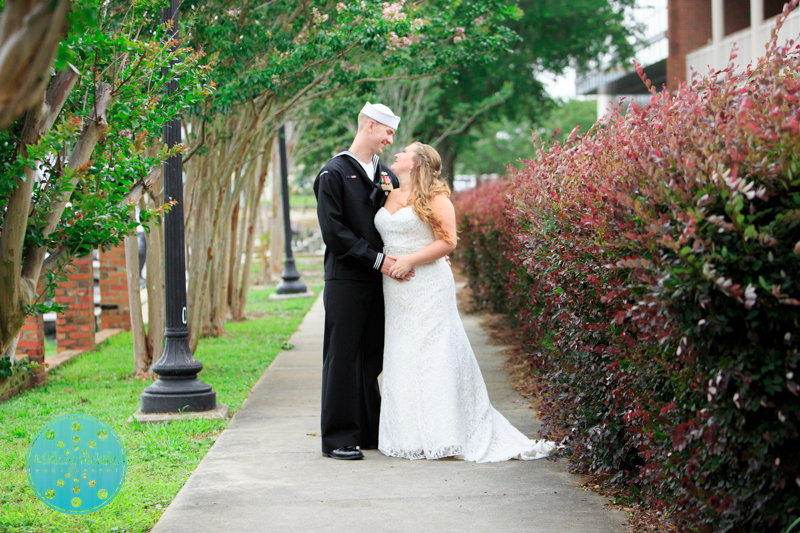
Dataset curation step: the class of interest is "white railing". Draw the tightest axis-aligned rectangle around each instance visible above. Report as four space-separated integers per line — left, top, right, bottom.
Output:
687 8 800 80
637 33 669 68
575 35 668 95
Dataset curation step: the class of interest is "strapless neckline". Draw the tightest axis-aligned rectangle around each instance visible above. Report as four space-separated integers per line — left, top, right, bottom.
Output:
380 205 413 217
375 203 434 257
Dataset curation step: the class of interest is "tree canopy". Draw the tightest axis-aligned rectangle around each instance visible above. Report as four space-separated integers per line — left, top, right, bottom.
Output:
296 0 639 182
456 98 599 176
0 0 639 359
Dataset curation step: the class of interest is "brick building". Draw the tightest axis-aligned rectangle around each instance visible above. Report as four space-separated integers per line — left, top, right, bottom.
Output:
577 0 795 117
7 246 134 398
682 0 793 83
576 0 668 119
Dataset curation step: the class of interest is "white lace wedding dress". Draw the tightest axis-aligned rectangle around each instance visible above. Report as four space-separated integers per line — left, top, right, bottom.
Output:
374 206 556 462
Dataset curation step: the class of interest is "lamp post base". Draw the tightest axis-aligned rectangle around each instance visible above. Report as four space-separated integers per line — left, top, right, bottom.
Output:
269 290 315 301
129 403 228 424
275 279 308 294
275 257 307 294
140 376 217 413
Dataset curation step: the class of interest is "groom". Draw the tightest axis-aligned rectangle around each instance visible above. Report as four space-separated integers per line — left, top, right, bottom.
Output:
313 102 408 460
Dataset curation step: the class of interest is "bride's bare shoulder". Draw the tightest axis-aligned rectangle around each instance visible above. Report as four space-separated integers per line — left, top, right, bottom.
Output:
431 193 454 211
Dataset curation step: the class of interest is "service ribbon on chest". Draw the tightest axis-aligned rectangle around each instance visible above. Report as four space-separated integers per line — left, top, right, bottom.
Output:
380 172 393 192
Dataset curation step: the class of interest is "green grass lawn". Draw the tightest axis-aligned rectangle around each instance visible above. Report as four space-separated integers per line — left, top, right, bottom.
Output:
44 337 56 358
262 194 316 209
294 255 325 272
288 194 316 208
249 253 324 286
0 286 321 533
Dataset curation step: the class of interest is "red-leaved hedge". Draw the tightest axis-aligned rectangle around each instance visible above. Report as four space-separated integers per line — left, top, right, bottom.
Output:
452 178 516 314
454 8 800 532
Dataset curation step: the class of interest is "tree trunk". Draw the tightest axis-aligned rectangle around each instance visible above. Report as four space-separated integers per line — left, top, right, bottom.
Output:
185 109 264 346
125 227 150 375
143 196 164 373
268 136 284 281
186 188 211 353
180 97 278 349
439 139 458 190
227 189 241 313
0 0 70 130
202 182 228 337
22 83 113 286
259 225 271 285
235 148 270 319
185 132 213 351
0 67 79 354
3 336 19 361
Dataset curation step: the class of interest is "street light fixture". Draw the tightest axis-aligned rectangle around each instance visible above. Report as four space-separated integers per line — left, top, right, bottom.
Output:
275 125 308 295
139 0 217 413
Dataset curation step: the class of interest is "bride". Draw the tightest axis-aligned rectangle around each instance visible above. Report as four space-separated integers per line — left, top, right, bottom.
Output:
374 142 556 462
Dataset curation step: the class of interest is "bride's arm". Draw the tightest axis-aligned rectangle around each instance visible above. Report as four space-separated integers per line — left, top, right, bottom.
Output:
388 195 456 278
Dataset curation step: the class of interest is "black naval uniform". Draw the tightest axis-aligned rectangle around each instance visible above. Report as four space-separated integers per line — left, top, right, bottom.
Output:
313 151 400 453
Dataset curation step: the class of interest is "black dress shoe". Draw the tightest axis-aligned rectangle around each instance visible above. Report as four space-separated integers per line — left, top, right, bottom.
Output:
322 446 364 460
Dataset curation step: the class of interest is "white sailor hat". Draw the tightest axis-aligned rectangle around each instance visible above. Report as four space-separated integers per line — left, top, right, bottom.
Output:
360 102 401 130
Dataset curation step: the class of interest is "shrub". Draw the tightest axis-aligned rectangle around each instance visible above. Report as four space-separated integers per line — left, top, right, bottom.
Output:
452 179 516 314
454 7 800 531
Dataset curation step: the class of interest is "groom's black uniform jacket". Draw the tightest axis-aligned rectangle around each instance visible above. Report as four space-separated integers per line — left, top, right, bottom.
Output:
314 152 400 281
313 150 399 454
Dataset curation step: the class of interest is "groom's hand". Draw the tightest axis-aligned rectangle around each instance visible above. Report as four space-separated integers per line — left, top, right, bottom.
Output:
382 255 415 282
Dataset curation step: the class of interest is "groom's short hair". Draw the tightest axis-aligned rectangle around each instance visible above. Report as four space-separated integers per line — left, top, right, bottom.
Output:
357 112 371 132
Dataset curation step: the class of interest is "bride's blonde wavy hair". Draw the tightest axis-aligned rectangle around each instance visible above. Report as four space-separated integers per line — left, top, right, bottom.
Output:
406 142 456 245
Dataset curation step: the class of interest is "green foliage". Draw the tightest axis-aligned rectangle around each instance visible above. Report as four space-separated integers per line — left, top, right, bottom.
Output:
455 99 597 175
288 194 317 208
0 355 37 380
538 98 597 144
184 0 517 114
454 11 800 532
0 285 320 532
246 1 527 183
417 0 639 176
456 120 536 175
292 0 637 181
0 0 213 316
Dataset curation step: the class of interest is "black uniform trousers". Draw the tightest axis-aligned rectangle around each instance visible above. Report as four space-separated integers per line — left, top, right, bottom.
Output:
320 279 384 453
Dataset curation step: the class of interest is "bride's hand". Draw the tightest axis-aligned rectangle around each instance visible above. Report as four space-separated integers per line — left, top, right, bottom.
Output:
389 256 415 280
381 255 415 281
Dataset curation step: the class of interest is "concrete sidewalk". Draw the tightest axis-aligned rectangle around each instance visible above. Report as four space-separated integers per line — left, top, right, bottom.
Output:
151 290 628 533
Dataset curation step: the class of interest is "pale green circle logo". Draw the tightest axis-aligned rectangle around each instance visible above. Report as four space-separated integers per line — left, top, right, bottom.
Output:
26 414 126 514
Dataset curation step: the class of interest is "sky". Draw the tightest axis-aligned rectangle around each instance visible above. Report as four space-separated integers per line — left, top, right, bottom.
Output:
541 69 578 100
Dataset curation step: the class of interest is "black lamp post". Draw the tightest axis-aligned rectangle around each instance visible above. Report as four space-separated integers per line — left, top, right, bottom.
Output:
140 0 216 413
275 125 307 295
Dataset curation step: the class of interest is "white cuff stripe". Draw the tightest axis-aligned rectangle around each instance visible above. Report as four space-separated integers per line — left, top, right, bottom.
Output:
373 253 384 270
